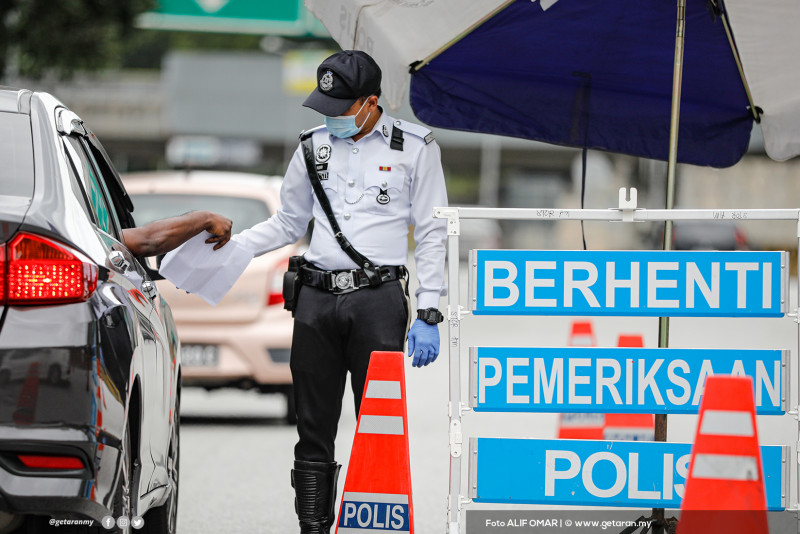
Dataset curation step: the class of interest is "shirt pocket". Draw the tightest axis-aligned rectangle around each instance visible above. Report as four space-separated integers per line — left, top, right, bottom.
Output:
362 169 405 216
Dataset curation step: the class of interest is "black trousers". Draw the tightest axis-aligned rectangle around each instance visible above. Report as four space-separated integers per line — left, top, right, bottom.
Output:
290 280 409 462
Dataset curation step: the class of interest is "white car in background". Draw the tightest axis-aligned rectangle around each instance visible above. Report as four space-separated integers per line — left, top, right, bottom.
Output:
123 171 301 423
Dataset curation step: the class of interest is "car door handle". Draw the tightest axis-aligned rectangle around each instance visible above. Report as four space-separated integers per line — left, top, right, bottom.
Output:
141 280 158 300
109 250 130 272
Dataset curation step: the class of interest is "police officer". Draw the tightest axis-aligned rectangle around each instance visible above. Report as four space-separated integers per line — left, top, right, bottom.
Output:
234 50 447 533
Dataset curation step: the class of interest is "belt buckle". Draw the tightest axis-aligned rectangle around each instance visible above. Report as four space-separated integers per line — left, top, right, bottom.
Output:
332 271 357 292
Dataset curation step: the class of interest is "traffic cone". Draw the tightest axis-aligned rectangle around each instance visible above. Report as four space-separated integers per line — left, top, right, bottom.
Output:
568 320 596 347
558 321 603 439
336 352 413 533
602 334 654 441
617 334 644 348
557 413 605 439
677 375 768 534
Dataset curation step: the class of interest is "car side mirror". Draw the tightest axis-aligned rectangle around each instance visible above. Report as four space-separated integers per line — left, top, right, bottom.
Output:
138 257 165 281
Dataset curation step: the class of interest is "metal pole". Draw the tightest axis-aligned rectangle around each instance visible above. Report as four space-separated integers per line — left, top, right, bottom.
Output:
479 137 502 208
655 0 686 530
445 229 463 533
795 217 800 531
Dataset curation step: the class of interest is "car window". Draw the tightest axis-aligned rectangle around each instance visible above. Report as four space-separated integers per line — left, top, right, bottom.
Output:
0 112 34 197
129 193 272 233
64 148 94 222
64 136 120 238
85 133 135 229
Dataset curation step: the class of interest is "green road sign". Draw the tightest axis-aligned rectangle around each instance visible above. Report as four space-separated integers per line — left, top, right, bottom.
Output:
138 0 329 36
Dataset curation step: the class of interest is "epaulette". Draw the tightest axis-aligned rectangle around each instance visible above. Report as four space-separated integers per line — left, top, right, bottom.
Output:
391 119 435 145
299 125 326 141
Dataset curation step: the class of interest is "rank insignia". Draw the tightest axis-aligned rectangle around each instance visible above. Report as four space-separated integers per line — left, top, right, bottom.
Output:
379 166 391 172
382 125 389 137
318 171 329 180
377 189 390 205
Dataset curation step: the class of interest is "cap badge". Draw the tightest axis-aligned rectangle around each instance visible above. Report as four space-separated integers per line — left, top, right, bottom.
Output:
316 144 332 162
320 70 333 92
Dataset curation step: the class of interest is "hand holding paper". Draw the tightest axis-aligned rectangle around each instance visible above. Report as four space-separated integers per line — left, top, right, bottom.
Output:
159 231 253 306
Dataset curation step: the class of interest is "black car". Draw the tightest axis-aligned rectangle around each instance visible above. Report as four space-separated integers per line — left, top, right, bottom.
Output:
0 88 180 533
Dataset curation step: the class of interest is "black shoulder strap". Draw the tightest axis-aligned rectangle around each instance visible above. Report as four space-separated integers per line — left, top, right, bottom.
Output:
299 133 382 286
390 125 404 151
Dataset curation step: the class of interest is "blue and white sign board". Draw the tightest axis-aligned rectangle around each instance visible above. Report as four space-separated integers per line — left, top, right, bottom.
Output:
469 347 787 414
470 250 789 317
337 492 410 533
469 438 788 510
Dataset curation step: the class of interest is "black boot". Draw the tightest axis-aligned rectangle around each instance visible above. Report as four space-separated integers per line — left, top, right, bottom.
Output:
291 460 341 534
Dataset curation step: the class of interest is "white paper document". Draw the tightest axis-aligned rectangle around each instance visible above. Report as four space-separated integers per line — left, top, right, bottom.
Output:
159 232 253 306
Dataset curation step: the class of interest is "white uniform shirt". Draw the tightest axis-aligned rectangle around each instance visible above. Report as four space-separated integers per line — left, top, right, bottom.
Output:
235 110 448 310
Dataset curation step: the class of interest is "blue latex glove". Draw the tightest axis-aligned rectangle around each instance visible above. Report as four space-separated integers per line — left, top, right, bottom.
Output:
407 319 440 367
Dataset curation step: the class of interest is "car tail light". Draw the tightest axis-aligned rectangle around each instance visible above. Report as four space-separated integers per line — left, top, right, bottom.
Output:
17 454 85 470
0 245 5 303
5 233 98 305
267 260 288 307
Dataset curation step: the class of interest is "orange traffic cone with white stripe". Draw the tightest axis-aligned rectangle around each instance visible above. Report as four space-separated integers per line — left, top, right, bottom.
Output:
336 351 413 533
603 334 654 441
677 375 768 534
568 320 596 347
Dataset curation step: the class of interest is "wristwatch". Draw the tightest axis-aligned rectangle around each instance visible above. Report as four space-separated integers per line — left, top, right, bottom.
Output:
417 308 444 325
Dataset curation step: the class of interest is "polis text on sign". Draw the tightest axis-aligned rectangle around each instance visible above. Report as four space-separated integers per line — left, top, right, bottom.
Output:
470 438 786 510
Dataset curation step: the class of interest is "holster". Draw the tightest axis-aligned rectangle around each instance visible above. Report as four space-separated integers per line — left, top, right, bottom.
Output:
283 255 308 316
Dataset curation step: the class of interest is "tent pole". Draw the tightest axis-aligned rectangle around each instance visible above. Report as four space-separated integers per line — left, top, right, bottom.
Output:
654 0 686 531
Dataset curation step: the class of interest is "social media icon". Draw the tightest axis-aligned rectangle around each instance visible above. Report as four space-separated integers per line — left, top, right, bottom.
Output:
131 516 145 530
101 516 116 529
117 516 130 528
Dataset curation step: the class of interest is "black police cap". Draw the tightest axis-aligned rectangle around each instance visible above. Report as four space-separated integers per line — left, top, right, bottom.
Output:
303 50 382 117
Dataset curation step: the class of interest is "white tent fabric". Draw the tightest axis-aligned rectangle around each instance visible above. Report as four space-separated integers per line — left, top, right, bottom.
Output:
306 0 511 111
306 0 800 162
725 0 800 162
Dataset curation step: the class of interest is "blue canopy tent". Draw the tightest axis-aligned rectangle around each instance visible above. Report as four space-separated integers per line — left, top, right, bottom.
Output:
308 0 800 166
409 0 752 168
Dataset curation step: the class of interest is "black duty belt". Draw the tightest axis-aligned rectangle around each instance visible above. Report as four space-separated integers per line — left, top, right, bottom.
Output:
300 264 407 294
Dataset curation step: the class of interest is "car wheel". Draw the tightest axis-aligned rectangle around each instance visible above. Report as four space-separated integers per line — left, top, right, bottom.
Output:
141 395 179 534
47 364 61 385
284 388 297 425
0 510 23 533
104 419 134 534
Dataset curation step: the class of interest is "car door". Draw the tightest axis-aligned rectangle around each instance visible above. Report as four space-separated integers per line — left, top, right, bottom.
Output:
84 130 175 493
60 123 165 498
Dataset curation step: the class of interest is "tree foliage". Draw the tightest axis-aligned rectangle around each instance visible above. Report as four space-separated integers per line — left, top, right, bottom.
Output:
1 0 155 79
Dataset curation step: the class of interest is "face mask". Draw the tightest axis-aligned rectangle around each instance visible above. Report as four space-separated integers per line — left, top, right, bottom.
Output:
324 99 371 139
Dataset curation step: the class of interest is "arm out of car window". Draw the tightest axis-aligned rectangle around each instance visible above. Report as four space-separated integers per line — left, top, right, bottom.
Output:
122 211 233 257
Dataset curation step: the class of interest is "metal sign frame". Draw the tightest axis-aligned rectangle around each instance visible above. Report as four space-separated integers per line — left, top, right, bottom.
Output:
433 188 800 533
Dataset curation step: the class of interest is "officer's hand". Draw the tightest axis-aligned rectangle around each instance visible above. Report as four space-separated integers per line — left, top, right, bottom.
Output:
407 319 439 368
204 213 233 250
